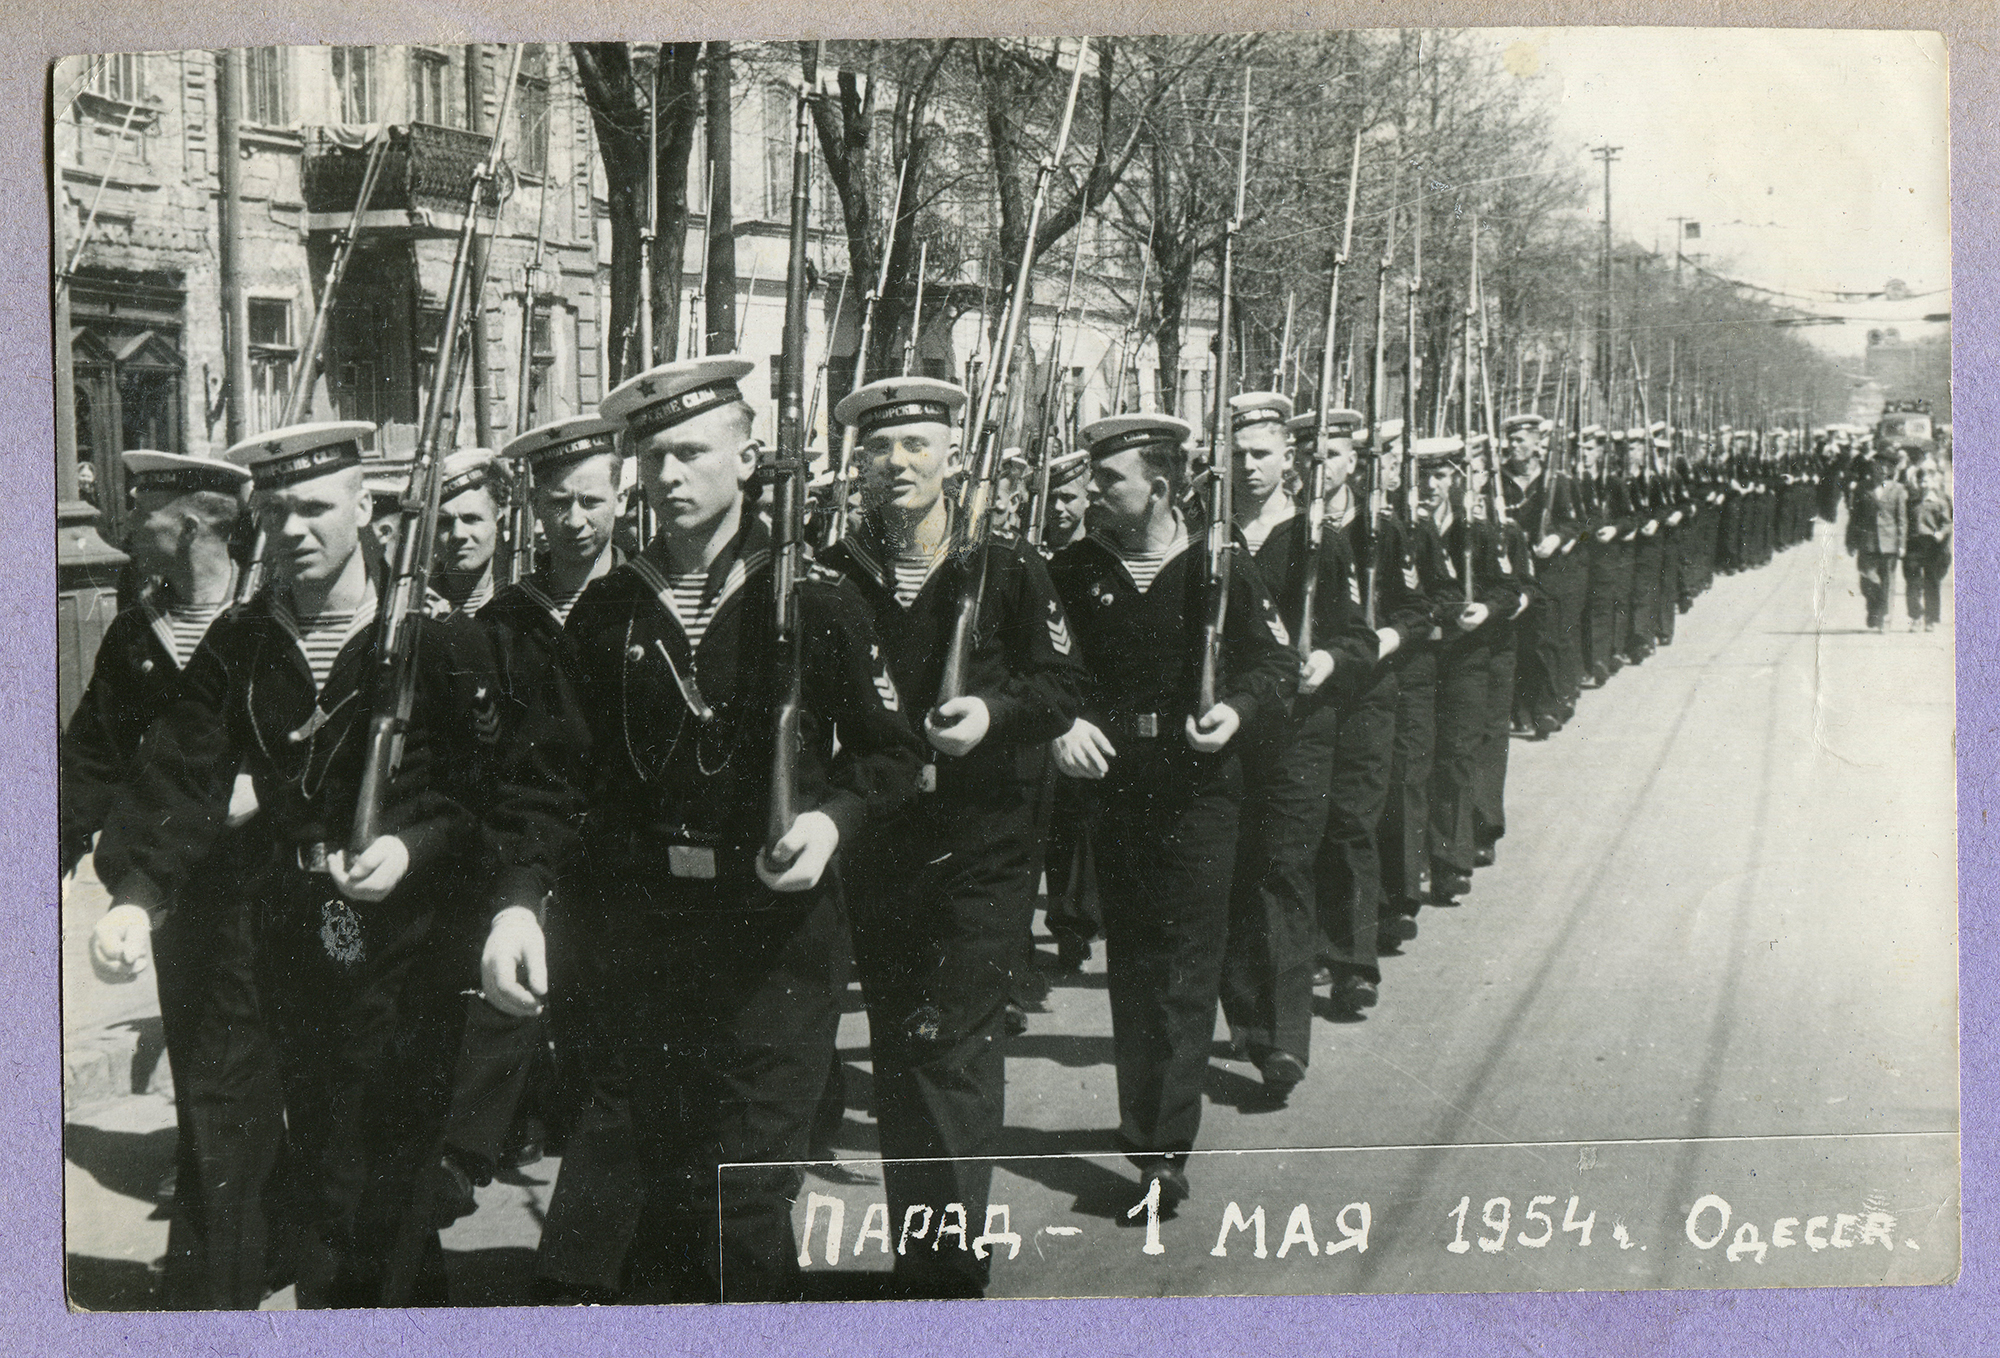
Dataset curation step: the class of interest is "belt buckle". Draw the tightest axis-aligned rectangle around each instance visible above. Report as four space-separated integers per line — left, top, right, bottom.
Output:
917 763 938 794
668 844 718 879
298 842 330 874
1134 713 1159 739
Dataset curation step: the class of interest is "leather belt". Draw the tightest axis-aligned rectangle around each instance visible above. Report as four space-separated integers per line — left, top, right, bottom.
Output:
1102 711 1164 740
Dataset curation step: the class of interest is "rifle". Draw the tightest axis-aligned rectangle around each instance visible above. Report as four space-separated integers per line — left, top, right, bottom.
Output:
900 239 928 376
803 271 849 453
1474 237 1506 528
1027 222 1090 551
237 128 392 606
1459 216 1477 603
350 44 525 854
936 40 1090 706
1112 219 1155 413
503 102 556 587
1629 340 1658 511
765 77 816 855
826 155 909 545
1275 289 1295 393
1305 128 1363 641
1401 178 1422 527
1195 68 1252 714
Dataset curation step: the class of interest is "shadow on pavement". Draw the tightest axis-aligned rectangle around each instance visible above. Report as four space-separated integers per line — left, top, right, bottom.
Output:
64 1120 176 1202
986 1125 1138 1222
64 1254 161 1312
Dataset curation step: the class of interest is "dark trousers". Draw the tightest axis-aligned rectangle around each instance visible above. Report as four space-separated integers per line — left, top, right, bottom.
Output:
1094 744 1241 1159
1429 635 1489 880
1905 538 1950 624
258 869 461 1309
1221 704 1340 1065
1041 773 1103 950
1379 646 1437 909
442 1002 548 1175
152 889 289 1310
1586 539 1635 672
534 902 645 1298
1628 531 1663 654
1472 629 1516 852
1551 545 1589 703
1316 663 1396 980
847 793 1037 1297
576 869 843 1304
1857 550 1900 627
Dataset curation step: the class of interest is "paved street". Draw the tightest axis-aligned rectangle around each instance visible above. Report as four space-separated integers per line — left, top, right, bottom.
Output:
63 518 1957 1306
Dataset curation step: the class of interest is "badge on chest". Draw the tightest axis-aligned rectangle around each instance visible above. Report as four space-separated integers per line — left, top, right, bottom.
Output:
668 844 718 879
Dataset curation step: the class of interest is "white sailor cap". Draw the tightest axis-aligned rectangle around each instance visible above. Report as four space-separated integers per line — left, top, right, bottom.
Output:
361 448 415 502
225 421 376 488
501 415 621 473
1228 390 1294 434
1580 424 1608 440
121 449 251 497
1080 413 1194 458
1284 408 1365 441
1366 417 1406 451
1045 447 1092 486
1500 413 1549 436
1412 434 1466 463
833 376 969 435
439 449 507 503
602 357 756 443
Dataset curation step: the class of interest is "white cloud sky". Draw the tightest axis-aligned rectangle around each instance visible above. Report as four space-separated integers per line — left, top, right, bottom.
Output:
1469 27 1951 357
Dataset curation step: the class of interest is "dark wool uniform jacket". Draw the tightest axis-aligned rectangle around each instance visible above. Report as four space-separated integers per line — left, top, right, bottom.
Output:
472 548 626 745
1415 510 1530 632
61 583 213 878
93 582 495 915
1047 524 1298 742
1237 510 1380 712
481 517 926 913
820 508 1086 796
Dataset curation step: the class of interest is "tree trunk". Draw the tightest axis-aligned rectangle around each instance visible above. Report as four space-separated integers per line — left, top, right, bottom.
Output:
703 42 737 354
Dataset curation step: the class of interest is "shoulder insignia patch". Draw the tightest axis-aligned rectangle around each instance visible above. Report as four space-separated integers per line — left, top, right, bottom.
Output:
1264 601 1291 648
1348 573 1363 605
874 664 902 713
471 684 501 746
1403 561 1421 590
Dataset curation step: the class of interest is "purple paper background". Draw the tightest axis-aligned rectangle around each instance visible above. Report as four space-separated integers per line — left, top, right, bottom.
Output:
9 6 1992 1352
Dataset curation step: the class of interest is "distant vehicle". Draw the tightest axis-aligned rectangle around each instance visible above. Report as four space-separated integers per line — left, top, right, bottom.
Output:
1876 398 1934 448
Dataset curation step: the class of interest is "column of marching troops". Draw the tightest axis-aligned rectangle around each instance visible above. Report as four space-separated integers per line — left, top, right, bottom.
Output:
67 343 1844 1306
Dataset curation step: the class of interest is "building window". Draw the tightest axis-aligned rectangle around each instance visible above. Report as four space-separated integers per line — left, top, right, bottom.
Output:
87 53 144 104
332 47 377 124
243 47 287 125
516 73 549 176
410 50 449 125
763 84 793 220
248 298 296 432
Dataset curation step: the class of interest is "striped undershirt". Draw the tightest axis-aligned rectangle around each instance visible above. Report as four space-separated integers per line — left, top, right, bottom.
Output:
667 572 719 648
1113 528 1186 593
544 580 590 625
891 549 941 608
1240 506 1295 554
164 601 225 668
296 610 360 689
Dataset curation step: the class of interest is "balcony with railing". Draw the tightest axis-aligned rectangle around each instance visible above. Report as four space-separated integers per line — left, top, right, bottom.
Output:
301 122 495 231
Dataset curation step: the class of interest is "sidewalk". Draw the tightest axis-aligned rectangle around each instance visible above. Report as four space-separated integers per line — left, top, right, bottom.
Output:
61 857 171 1114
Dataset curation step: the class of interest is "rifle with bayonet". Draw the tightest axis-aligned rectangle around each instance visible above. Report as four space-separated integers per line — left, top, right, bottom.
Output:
502 100 556 587
900 239 928 377
825 156 909 547
1026 222 1090 551
349 44 525 853
764 76 816 857
1195 68 1252 715
935 41 1090 707
1304 127 1363 642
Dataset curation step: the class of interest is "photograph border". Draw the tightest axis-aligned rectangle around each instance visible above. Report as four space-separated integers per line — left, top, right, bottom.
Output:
14 0 1992 1351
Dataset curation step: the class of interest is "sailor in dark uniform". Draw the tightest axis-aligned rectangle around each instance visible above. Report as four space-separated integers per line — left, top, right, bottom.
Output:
819 375 1086 1298
65 449 290 1310
91 421 494 1307
1035 450 1104 974
476 357 925 1303
468 417 645 1302
1046 413 1295 1211
1216 393 1376 1093
1464 435 1539 870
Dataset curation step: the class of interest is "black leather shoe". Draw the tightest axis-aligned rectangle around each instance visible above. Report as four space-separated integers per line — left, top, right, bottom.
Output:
1330 975 1379 1013
428 1156 480 1232
1054 937 1091 973
1379 914 1419 942
1433 871 1471 903
1474 844 1496 868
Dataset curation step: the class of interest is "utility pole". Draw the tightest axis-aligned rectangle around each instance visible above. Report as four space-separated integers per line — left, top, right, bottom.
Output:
1591 144 1621 410
1669 215 1691 284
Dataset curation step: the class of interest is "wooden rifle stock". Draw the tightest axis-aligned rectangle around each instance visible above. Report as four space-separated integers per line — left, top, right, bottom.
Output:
766 82 816 853
1198 70 1252 714
504 109 557 587
350 44 525 854
937 41 1090 706
1027 224 1090 550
